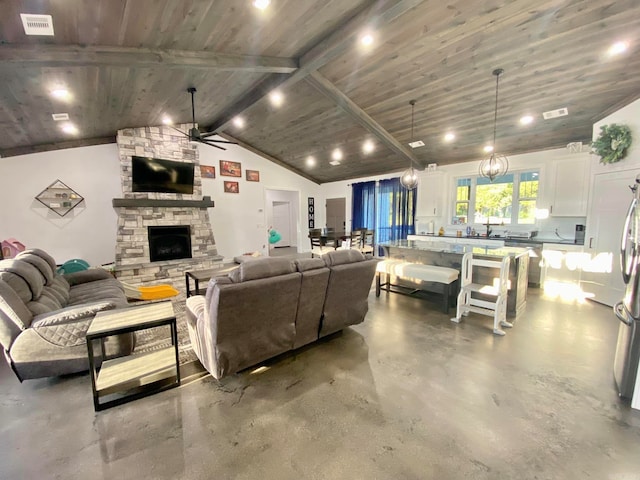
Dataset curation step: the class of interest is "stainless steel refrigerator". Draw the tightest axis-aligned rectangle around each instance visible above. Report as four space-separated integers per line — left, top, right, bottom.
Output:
613 174 640 399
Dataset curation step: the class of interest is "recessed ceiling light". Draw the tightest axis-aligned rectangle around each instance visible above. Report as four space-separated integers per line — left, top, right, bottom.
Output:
444 132 455 142
362 140 375 154
253 0 270 10
360 33 374 47
520 115 534 125
306 156 316 167
608 41 629 56
269 90 283 107
233 116 245 128
50 88 69 100
162 115 173 125
483 145 494 153
332 149 343 161
60 123 78 134
329 160 341 166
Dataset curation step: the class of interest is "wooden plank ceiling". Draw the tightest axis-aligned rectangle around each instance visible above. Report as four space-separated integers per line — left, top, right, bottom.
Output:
1 0 639 183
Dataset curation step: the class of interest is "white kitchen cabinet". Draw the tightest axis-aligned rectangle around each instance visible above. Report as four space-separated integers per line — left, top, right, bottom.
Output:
415 172 443 217
549 156 590 216
541 243 586 289
580 170 634 306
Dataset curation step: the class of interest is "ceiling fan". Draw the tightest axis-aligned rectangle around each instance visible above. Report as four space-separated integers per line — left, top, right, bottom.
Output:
173 87 237 150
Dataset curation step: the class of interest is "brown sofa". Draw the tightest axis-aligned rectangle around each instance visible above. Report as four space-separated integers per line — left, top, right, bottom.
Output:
185 250 377 380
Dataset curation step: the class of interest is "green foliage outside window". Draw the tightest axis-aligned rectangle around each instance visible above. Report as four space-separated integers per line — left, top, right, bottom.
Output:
457 171 539 226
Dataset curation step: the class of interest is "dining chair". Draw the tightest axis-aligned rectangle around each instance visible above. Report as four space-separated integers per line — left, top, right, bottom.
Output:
309 230 334 257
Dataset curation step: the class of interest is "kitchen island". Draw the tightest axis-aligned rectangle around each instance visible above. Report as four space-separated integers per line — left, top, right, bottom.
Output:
381 240 530 317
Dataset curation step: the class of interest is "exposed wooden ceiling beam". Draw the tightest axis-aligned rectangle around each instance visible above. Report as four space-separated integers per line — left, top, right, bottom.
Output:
0 44 298 73
208 0 425 133
0 136 116 158
216 132 321 185
305 71 421 169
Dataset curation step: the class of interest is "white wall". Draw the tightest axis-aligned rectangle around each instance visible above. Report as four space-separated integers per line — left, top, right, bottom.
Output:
0 144 121 265
0 138 322 265
185 137 321 260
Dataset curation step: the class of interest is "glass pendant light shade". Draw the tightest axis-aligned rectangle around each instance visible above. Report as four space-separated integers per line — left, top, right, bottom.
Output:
401 99 419 190
479 69 509 182
400 167 419 190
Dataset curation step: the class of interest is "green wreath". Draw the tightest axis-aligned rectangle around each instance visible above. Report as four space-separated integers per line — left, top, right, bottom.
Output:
591 124 632 164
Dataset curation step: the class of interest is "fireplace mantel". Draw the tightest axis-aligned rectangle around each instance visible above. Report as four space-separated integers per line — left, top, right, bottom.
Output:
112 196 214 208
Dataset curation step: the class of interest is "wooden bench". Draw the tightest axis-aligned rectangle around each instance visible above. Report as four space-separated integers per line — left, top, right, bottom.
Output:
375 259 459 312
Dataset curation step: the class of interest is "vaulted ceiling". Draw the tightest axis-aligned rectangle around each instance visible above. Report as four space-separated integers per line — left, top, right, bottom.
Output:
1 0 639 184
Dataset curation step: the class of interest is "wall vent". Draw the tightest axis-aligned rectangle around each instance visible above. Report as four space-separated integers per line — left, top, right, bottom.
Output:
408 140 425 148
20 14 54 36
543 107 568 120
51 113 69 121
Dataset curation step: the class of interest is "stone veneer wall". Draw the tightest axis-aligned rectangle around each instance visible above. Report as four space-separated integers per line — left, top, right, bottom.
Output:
114 125 222 286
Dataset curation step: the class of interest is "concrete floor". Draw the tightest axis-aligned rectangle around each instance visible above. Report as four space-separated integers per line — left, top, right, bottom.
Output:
1 289 640 479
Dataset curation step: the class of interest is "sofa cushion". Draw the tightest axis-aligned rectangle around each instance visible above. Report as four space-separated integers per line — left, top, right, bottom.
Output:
322 249 365 267
26 291 63 316
229 257 296 283
13 253 54 285
0 260 45 302
68 279 127 307
295 258 326 272
0 281 34 348
50 275 71 304
16 249 57 273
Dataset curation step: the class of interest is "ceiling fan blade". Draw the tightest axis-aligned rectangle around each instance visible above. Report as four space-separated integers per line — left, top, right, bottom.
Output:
169 126 189 137
199 139 227 150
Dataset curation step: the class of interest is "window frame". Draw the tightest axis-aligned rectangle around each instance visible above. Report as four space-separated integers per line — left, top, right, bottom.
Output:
453 169 540 226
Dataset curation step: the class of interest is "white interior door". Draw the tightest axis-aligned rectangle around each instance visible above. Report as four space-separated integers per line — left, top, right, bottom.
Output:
272 202 291 247
581 170 635 306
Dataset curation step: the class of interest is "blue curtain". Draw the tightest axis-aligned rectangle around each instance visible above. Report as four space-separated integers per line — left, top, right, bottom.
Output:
377 178 416 248
351 181 376 230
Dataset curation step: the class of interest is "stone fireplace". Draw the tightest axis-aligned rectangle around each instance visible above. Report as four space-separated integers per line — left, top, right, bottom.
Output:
113 125 223 286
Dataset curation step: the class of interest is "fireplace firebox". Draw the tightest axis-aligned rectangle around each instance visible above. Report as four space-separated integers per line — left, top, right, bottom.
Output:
148 226 192 262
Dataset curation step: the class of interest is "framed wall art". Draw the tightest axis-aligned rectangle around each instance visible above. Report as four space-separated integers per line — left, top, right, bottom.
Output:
220 160 241 177
224 181 239 193
246 170 260 182
200 165 216 179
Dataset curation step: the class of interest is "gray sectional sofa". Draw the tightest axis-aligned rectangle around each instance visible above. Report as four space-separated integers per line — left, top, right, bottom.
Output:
185 249 378 380
0 249 135 381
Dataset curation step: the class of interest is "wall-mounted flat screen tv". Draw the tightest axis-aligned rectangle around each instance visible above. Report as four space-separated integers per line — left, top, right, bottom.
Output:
131 156 195 194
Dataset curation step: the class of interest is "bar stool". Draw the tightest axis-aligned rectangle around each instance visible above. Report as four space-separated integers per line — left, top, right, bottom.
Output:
451 252 513 335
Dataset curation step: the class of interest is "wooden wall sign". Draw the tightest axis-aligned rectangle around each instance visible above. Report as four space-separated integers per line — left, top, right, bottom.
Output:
308 197 315 228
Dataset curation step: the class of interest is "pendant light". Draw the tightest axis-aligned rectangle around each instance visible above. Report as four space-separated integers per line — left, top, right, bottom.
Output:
479 68 509 182
400 100 419 190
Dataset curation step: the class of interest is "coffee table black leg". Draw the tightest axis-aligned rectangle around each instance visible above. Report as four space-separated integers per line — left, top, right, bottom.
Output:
170 319 181 384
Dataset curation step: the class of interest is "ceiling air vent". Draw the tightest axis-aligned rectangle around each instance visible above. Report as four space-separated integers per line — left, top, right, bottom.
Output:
51 113 69 121
20 14 54 36
329 160 341 166
542 107 568 120
408 140 425 148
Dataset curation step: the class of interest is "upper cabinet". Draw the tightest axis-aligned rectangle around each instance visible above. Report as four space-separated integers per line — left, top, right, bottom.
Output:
549 156 590 216
416 172 443 217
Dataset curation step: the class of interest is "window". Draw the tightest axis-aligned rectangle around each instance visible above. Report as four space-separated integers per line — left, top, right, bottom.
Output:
455 178 471 223
454 171 539 226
